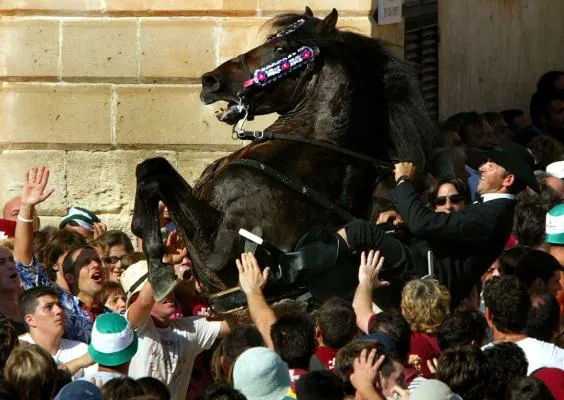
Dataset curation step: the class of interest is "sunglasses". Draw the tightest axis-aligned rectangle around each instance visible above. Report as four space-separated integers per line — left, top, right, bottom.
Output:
434 194 464 206
102 255 124 265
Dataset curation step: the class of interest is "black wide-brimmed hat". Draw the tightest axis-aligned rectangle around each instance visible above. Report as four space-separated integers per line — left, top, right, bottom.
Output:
485 142 539 193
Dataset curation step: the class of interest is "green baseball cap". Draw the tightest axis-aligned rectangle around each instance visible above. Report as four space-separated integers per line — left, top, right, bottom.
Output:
546 204 564 245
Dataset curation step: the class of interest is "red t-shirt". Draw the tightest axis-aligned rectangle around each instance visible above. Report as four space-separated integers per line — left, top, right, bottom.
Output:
409 331 440 378
315 346 339 371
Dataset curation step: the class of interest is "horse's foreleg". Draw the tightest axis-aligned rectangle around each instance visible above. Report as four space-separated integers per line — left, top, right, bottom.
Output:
131 157 225 298
132 178 179 302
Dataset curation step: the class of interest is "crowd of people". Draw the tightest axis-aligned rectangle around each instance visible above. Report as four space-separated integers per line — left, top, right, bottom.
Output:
0 71 563 400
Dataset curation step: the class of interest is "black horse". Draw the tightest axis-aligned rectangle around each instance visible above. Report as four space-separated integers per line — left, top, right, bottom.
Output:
132 7 437 309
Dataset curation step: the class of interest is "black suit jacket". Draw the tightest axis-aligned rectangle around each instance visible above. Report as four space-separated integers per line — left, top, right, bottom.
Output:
391 182 515 307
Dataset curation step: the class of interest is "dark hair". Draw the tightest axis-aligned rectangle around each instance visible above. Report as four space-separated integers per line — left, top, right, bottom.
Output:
0 380 20 400
501 109 526 134
436 345 488 400
211 325 265 383
98 281 126 306
513 249 561 290
437 308 487 351
429 177 470 206
483 111 503 123
94 230 134 255
19 286 59 324
317 297 357 349
270 313 316 369
446 111 485 145
334 339 399 395
102 377 144 400
295 370 345 400
483 276 531 333
506 376 554 400
368 311 411 363
513 198 549 248
54 368 72 397
42 230 87 281
483 341 528 400
537 70 564 92
222 326 264 367
529 135 564 170
530 89 564 128
0 314 17 379
136 377 170 400
121 252 146 270
32 226 58 265
525 292 560 343
195 384 247 400
498 247 535 276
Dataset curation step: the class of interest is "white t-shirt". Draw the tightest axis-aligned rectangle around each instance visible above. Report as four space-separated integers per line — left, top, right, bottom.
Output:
126 314 220 400
19 333 98 380
482 337 564 375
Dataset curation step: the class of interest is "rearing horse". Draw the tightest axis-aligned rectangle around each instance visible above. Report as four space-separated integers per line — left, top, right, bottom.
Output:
131 7 437 309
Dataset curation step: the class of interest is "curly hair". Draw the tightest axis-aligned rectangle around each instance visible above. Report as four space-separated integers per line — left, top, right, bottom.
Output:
483 276 531 333
437 308 487 351
483 341 528 399
0 314 17 380
401 279 451 335
436 345 489 400
525 292 560 342
506 376 553 400
270 313 316 369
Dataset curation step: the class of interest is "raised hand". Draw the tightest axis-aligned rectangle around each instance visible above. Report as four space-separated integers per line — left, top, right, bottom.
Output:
358 250 390 288
20 166 54 206
236 252 270 295
349 349 386 398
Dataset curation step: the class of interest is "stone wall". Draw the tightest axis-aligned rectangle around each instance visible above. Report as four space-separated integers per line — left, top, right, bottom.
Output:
0 1 404 235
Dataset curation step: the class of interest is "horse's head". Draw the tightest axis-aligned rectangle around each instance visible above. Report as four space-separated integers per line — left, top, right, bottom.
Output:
200 7 339 124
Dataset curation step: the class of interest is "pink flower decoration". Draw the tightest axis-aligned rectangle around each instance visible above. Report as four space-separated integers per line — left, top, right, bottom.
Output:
257 71 267 82
281 61 291 70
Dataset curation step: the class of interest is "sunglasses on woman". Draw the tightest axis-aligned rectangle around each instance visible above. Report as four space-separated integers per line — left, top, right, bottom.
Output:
435 194 464 206
102 255 124 265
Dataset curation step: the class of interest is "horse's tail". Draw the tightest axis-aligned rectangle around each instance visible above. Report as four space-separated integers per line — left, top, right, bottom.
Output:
383 57 439 175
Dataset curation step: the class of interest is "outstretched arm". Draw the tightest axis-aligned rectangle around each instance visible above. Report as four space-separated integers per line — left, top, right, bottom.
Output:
352 250 389 333
14 167 54 265
126 280 155 329
237 252 276 349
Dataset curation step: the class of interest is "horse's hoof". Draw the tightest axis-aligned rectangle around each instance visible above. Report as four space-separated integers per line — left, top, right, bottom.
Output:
148 264 179 303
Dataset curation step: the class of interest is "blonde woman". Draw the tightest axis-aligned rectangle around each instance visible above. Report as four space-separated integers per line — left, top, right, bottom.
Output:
401 279 450 378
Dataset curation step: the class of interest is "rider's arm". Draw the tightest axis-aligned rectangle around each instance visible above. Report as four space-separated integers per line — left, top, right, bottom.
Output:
392 180 492 241
126 281 155 330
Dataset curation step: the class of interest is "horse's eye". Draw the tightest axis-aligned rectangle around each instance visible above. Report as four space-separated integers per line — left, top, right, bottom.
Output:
275 47 286 55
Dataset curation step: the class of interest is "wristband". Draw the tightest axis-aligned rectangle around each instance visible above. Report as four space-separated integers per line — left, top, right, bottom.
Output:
395 175 410 184
17 214 34 223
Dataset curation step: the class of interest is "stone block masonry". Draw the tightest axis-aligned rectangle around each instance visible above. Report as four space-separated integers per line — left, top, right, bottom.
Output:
0 1 404 237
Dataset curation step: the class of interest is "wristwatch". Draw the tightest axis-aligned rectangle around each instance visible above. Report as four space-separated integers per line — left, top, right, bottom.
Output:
396 175 410 185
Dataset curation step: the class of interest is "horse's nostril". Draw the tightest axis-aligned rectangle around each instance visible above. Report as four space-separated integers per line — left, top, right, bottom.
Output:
202 74 221 92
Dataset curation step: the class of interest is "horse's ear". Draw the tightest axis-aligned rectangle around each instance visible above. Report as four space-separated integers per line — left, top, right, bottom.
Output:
304 6 313 17
322 8 338 30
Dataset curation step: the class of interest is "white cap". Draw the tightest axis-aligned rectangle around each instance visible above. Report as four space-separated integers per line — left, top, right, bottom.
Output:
546 161 564 179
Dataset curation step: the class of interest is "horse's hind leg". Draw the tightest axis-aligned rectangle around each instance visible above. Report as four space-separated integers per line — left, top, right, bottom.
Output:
131 157 223 300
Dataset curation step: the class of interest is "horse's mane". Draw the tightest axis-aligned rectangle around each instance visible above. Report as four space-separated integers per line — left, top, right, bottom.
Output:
267 13 439 172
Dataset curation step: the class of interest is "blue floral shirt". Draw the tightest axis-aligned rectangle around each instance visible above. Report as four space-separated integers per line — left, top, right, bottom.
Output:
16 256 94 343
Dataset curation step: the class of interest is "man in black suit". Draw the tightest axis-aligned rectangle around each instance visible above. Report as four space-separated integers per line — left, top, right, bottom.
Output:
337 142 539 308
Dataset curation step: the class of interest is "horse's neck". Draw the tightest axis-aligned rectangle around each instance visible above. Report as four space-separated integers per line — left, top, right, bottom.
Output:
268 62 353 142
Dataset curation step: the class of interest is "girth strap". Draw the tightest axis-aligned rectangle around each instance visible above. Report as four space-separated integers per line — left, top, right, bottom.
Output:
235 130 394 172
230 158 355 223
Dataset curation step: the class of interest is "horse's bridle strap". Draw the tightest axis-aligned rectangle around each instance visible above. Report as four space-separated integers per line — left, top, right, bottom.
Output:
236 130 394 173
230 158 355 222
